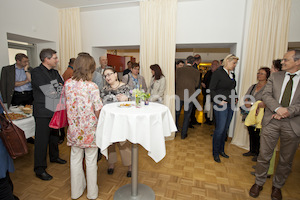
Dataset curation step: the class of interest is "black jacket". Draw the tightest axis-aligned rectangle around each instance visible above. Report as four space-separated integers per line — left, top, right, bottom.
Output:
209 66 236 103
31 64 64 118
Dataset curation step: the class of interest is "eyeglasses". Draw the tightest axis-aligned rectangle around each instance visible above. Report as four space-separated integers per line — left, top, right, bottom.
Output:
257 72 266 75
104 72 114 78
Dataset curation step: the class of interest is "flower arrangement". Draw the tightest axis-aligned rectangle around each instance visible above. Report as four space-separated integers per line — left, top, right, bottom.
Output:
131 88 150 107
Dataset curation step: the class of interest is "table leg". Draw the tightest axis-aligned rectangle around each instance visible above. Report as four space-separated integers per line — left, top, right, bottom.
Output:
114 144 155 200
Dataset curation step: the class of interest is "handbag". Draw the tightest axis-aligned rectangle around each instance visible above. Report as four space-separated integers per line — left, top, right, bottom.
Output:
49 87 68 129
0 100 28 159
240 84 256 121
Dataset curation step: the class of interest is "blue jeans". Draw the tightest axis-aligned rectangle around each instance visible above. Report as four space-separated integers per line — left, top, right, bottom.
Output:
176 100 193 137
212 103 234 156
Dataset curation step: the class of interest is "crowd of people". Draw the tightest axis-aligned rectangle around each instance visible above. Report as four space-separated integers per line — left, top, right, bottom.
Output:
0 49 299 200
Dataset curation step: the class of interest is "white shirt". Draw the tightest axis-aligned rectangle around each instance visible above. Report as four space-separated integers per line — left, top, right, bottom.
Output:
278 70 300 105
223 67 234 79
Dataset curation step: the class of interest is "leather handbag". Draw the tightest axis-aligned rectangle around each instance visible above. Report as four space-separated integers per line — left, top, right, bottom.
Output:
49 87 68 129
0 100 28 159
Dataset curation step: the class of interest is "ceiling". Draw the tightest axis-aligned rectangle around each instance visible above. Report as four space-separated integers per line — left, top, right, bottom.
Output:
38 0 200 10
39 0 140 9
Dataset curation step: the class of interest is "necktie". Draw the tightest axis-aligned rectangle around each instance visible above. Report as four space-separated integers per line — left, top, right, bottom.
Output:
281 74 296 107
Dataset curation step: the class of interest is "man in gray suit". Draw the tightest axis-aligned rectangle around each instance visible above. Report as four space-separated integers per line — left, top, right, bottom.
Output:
249 50 300 200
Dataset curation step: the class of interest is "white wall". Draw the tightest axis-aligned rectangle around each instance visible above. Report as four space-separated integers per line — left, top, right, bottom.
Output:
289 0 300 42
0 0 59 69
80 6 140 53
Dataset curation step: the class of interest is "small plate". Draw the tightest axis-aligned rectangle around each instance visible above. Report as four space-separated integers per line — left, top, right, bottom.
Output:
118 103 133 108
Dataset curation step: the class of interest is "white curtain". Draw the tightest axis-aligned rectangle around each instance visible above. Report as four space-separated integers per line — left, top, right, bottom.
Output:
231 0 291 149
140 0 177 139
58 8 82 74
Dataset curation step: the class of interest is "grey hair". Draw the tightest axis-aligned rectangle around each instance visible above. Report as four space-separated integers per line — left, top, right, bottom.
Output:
40 48 56 62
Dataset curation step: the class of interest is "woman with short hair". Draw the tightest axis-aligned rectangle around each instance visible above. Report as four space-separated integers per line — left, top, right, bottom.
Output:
100 67 132 177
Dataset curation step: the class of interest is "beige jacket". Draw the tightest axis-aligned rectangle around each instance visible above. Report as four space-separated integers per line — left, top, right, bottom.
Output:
147 76 166 103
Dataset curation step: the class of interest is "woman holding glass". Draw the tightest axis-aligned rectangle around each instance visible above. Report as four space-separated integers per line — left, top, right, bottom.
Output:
100 67 132 177
209 54 239 163
65 53 103 199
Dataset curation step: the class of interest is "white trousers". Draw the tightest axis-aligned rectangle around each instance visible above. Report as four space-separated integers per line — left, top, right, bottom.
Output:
70 146 98 200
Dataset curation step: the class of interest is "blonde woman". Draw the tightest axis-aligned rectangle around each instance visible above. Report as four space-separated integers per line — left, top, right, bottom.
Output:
209 54 239 163
65 53 103 199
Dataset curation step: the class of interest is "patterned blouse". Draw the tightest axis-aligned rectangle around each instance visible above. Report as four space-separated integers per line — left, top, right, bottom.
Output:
65 79 103 148
100 84 131 105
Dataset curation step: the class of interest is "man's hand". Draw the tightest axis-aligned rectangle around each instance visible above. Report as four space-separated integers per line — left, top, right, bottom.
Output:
272 114 283 120
24 65 29 71
276 107 290 118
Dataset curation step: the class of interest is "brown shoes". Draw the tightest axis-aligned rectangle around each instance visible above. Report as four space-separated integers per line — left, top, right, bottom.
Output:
249 183 263 198
271 186 282 200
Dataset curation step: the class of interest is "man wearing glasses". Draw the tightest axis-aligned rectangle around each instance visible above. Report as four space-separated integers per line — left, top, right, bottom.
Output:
249 50 300 200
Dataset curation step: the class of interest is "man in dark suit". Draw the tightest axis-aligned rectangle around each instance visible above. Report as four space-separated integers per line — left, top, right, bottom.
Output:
31 48 66 181
0 53 35 144
0 53 33 109
249 50 300 200
176 56 200 139
189 54 202 127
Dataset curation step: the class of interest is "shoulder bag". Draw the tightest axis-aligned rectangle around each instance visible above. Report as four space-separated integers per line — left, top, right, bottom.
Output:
0 100 28 159
49 86 68 129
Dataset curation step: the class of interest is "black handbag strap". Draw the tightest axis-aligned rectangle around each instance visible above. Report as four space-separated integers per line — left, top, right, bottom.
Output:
249 84 256 95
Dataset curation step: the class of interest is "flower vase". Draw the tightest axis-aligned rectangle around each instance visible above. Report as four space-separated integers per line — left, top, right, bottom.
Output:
135 97 141 108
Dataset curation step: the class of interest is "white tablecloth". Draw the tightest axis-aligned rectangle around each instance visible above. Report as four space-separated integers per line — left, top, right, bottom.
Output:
96 102 177 163
13 116 35 139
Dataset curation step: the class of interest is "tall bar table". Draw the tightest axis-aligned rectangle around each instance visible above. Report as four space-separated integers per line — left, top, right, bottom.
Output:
96 102 177 199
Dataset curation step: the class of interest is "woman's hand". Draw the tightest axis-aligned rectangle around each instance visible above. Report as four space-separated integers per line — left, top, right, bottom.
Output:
219 100 227 106
116 94 128 102
257 101 266 108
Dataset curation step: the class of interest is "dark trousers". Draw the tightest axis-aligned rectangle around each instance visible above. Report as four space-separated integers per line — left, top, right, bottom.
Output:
190 104 197 125
11 91 33 106
0 172 14 200
34 117 59 175
212 103 234 156
247 126 260 155
176 100 193 137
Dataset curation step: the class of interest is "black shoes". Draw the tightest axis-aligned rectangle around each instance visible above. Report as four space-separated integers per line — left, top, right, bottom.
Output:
188 124 195 128
107 168 114 175
181 134 187 139
26 137 35 144
36 171 53 181
219 152 229 158
127 171 132 177
213 155 221 163
252 155 258 162
243 151 256 156
50 158 67 164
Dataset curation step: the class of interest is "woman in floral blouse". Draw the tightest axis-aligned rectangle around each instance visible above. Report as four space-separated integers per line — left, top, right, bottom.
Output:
65 53 103 200
100 67 132 177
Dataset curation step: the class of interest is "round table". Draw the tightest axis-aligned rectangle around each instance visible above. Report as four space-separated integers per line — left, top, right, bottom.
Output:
96 101 177 199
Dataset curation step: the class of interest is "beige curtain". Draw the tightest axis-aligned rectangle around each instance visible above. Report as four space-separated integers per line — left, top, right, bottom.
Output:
231 0 291 149
58 8 82 74
140 0 177 139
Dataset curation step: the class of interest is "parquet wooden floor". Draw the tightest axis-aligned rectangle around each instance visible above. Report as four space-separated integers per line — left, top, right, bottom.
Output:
11 123 300 200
